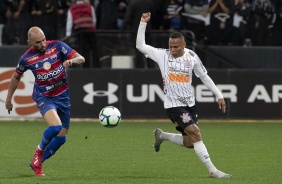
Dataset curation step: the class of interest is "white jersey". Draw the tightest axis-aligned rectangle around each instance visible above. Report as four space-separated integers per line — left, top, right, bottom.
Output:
137 22 208 109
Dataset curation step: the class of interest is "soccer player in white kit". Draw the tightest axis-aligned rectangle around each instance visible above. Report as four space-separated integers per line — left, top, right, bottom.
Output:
136 12 232 179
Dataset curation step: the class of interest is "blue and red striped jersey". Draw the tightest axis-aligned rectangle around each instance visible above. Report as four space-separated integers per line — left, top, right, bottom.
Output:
16 40 77 98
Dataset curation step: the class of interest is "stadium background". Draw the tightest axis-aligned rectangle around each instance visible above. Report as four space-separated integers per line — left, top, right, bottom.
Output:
0 31 282 120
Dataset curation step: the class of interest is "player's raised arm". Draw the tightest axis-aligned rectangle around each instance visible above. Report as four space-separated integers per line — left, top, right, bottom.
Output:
5 72 23 114
136 12 151 54
140 12 151 23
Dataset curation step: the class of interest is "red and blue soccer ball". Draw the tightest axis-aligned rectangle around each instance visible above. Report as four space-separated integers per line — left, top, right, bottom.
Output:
99 106 121 128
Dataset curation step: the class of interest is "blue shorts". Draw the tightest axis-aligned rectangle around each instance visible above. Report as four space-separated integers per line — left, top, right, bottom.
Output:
34 92 71 129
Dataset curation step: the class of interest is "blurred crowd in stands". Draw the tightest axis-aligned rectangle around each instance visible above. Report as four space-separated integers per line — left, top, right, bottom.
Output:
0 0 282 47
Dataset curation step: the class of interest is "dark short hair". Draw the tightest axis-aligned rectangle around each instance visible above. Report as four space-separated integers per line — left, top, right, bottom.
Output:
170 32 184 40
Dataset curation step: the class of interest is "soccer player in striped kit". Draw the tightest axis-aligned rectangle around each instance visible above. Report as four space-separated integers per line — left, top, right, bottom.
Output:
136 12 232 179
5 26 85 176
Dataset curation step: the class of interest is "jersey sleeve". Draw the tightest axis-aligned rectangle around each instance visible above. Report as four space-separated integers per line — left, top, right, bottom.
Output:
58 41 77 60
193 52 207 78
15 57 28 74
143 46 167 64
136 22 166 63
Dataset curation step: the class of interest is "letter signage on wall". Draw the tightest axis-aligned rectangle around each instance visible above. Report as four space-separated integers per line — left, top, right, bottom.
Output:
67 69 282 119
1 68 282 119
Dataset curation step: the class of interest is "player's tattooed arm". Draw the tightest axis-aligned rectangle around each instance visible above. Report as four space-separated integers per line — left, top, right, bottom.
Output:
63 53 85 68
71 53 85 64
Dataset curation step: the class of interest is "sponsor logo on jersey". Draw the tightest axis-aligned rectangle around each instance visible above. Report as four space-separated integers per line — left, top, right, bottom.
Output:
168 67 190 74
27 55 39 63
178 96 192 104
199 62 206 73
19 64 25 71
46 80 63 91
62 47 67 54
168 73 190 83
45 47 57 55
36 65 64 80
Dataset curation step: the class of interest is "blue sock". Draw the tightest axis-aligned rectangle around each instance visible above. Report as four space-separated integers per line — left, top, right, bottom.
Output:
39 125 62 150
42 136 66 163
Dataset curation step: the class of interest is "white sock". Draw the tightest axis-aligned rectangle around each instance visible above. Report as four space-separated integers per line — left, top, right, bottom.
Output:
160 132 183 146
193 141 217 173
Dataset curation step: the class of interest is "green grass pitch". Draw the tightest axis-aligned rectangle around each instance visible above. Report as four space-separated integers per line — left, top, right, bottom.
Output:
0 120 281 184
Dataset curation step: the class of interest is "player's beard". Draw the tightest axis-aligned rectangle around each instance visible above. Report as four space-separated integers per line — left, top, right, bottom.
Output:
36 46 46 54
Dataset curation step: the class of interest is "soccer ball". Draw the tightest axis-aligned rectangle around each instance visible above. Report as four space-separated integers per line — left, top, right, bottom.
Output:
99 106 121 127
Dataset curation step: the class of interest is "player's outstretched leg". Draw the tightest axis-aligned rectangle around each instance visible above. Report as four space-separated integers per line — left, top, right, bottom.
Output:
210 170 232 179
30 147 45 176
153 128 163 152
193 141 232 179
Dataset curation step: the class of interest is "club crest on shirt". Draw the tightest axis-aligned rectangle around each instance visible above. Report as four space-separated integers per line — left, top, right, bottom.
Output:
50 54 57 61
43 62 51 70
39 102 45 108
184 62 191 68
183 54 192 68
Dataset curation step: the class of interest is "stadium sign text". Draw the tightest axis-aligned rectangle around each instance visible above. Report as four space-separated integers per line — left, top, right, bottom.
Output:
247 85 282 103
83 83 282 104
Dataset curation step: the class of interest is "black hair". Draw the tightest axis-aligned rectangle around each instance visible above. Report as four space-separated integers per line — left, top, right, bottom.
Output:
170 32 185 40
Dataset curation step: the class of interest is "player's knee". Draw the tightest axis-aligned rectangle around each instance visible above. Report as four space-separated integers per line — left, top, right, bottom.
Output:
186 124 200 135
57 136 67 145
50 125 62 135
194 129 201 138
185 127 202 142
184 143 194 149
57 127 68 136
183 136 194 148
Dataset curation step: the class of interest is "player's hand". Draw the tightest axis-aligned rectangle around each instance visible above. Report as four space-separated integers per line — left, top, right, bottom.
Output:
218 98 226 113
141 12 151 23
5 100 13 114
63 60 73 68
